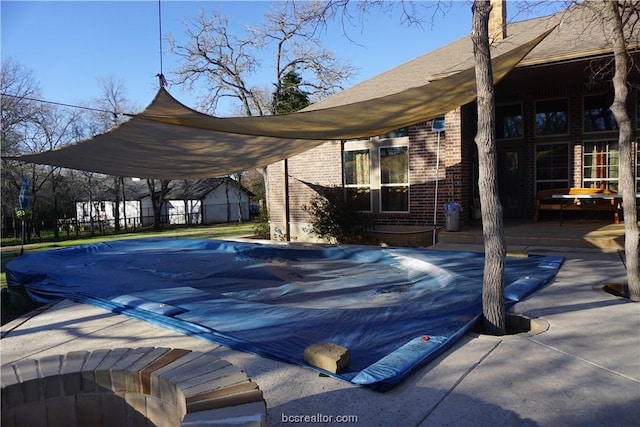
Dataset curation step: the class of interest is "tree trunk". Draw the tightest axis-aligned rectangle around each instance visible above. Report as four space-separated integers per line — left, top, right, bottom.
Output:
603 0 640 301
257 166 269 215
147 179 171 232
51 169 59 239
113 176 121 232
121 178 129 231
235 174 244 224
472 0 507 334
225 180 231 222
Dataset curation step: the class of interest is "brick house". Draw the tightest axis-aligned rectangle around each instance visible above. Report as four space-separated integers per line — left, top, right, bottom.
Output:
266 2 639 245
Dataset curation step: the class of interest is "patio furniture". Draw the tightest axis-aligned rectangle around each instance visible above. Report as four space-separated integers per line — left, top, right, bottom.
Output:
535 188 621 225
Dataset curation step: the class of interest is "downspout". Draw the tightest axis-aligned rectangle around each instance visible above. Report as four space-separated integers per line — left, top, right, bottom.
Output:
284 159 290 241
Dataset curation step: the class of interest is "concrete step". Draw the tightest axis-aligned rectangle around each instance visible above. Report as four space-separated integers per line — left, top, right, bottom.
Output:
437 220 626 252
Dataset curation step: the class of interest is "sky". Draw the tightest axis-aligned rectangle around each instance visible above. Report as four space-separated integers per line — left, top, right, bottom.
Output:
1 0 566 117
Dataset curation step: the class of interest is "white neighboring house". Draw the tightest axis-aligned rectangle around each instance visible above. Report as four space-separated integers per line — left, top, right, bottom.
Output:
75 179 147 230
139 177 254 227
75 199 143 229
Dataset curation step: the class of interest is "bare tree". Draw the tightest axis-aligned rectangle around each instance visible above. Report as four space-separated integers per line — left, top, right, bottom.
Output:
90 75 138 233
30 104 86 238
255 1 356 110
169 1 355 116
168 9 262 116
600 0 640 301
0 59 42 237
146 179 172 231
231 173 245 224
168 0 357 215
1 59 41 156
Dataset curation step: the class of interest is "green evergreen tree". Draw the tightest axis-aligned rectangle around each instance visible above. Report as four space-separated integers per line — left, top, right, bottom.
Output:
273 70 310 114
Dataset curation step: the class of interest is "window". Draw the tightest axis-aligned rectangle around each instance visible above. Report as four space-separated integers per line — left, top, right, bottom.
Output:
380 146 409 212
535 142 569 193
496 104 522 139
344 149 371 211
536 99 568 135
584 94 617 132
343 132 409 213
583 141 619 191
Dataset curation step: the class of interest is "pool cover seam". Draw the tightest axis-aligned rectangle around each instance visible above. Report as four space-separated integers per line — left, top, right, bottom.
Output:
417 339 503 426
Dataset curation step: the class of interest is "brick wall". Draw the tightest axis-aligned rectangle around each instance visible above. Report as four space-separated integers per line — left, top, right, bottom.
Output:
267 111 466 243
267 59 639 242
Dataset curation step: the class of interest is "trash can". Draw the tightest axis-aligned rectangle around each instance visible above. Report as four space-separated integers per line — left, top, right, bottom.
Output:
444 202 460 232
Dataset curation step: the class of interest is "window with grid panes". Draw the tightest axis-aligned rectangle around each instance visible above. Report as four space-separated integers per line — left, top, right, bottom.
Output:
343 149 372 211
380 146 409 212
535 142 569 193
583 141 619 191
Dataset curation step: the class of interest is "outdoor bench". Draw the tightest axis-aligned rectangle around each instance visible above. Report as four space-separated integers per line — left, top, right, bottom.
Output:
534 187 621 224
1 347 266 427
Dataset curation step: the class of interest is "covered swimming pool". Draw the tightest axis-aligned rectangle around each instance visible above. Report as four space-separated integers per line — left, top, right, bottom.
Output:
6 238 563 391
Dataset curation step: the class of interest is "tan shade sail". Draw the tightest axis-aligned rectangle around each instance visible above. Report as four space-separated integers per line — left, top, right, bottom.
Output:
8 30 552 179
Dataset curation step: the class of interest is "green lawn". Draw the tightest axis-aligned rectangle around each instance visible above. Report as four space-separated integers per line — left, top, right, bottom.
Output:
1 222 260 288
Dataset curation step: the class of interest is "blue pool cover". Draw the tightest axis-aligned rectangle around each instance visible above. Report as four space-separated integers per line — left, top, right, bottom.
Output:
6 238 563 391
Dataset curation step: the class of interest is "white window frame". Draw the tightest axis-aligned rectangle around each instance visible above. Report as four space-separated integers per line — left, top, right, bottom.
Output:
343 135 409 213
582 140 619 191
343 146 372 213
379 144 410 213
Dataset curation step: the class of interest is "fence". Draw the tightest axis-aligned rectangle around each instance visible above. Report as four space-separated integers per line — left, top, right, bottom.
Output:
1 202 256 244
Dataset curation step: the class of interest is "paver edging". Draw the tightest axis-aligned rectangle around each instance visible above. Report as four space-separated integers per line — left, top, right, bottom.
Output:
1 347 266 427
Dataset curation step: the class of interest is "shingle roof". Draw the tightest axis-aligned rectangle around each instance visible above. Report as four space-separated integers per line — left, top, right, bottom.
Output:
165 177 255 200
305 4 639 111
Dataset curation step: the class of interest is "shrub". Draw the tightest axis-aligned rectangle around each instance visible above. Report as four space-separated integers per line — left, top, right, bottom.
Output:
252 206 270 238
302 186 362 244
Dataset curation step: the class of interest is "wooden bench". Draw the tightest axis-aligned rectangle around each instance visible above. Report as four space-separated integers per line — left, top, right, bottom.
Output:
534 187 621 224
1 347 266 427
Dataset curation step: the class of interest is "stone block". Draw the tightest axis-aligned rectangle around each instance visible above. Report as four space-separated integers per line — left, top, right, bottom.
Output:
62 351 88 395
1 363 19 388
3 383 23 408
76 392 103 427
81 349 111 392
11 399 46 426
100 392 127 426
181 401 266 427
146 394 181 427
124 392 149 427
303 342 349 374
140 348 191 395
174 363 237 391
181 370 248 399
46 395 77 427
126 347 172 393
39 355 64 399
